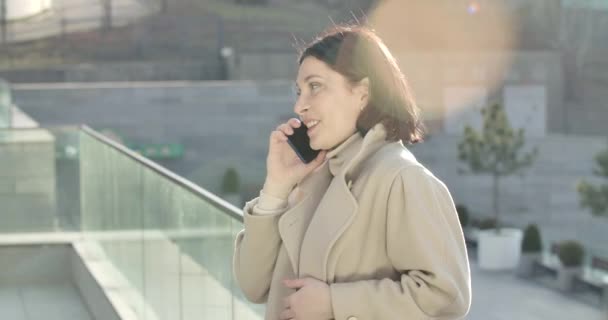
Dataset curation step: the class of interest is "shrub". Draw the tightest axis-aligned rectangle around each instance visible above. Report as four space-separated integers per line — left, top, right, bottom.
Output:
557 240 585 267
521 224 542 253
455 204 469 228
221 167 240 194
577 146 608 217
478 217 498 230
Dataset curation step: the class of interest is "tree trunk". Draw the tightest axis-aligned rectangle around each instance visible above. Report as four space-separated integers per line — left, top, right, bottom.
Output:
493 173 500 233
102 0 112 31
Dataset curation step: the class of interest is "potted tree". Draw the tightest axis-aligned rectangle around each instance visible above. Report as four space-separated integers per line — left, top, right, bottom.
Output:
576 146 608 306
221 167 242 207
458 102 538 270
556 240 585 292
517 224 543 277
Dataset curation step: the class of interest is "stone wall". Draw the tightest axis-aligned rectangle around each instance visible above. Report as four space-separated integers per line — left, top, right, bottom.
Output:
0 61 222 83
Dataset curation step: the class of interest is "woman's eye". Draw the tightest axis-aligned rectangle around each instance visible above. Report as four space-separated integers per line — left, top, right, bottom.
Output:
293 82 320 97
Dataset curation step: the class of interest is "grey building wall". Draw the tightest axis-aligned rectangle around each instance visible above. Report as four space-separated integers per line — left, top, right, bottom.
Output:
235 52 298 81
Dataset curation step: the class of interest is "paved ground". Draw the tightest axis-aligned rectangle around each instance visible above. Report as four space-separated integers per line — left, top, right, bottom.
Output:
466 250 607 320
0 284 93 320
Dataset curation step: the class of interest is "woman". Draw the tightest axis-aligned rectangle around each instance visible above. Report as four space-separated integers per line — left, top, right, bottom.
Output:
233 25 471 320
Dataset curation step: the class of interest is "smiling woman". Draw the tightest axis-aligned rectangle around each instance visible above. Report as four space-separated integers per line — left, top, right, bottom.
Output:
234 24 471 320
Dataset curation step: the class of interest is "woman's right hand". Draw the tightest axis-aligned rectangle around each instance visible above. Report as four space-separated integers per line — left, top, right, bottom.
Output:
263 118 327 199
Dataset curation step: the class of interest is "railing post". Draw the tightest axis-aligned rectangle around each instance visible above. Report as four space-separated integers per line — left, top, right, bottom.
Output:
0 0 6 43
60 17 66 40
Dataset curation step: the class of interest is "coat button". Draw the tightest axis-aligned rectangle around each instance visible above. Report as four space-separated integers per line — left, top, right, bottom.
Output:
347 316 358 320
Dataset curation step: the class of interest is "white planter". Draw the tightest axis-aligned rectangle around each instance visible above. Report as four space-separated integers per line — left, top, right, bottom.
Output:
601 287 608 313
556 266 581 292
517 252 541 277
478 228 523 270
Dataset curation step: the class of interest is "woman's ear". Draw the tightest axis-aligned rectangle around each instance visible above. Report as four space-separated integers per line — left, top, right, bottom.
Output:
356 77 370 107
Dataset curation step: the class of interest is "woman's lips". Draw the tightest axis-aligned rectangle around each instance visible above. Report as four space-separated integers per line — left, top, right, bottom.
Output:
307 122 320 137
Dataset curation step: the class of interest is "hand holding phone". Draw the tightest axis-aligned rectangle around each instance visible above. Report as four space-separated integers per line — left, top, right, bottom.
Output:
264 119 326 199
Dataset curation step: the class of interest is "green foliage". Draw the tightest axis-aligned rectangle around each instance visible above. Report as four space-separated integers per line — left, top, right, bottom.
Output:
577 147 608 217
521 224 542 253
221 167 240 194
457 103 538 176
477 217 498 230
557 240 585 267
456 204 469 228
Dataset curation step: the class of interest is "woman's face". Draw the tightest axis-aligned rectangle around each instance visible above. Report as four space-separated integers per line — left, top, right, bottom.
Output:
294 56 369 151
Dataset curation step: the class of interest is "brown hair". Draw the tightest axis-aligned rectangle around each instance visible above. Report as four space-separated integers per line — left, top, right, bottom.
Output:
298 25 424 144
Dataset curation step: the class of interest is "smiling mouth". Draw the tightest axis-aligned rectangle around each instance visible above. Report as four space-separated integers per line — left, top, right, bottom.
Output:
305 120 320 128
307 122 320 136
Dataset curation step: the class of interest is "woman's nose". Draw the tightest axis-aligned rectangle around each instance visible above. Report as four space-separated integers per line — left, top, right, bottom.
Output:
294 98 309 115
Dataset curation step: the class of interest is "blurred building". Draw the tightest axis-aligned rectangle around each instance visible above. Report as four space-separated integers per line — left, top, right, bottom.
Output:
1 1 608 318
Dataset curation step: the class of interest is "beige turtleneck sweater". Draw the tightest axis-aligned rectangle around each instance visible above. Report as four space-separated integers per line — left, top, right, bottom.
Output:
254 131 363 215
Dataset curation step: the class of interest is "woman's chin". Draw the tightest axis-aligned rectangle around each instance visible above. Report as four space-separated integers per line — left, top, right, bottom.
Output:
311 139 333 152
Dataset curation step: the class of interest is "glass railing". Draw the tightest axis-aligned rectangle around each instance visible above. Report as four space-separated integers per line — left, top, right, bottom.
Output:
0 125 263 320
0 79 10 128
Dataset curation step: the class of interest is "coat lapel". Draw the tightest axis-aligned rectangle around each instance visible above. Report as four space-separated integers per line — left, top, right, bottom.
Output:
298 175 358 281
278 161 332 275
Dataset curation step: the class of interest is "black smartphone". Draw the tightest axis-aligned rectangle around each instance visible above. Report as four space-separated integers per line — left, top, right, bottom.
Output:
286 123 320 164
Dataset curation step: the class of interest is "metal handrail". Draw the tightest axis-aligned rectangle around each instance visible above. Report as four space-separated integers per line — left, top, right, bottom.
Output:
79 125 245 222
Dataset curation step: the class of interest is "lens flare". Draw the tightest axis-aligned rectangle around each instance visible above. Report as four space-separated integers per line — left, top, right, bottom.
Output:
468 1 480 15
367 0 517 131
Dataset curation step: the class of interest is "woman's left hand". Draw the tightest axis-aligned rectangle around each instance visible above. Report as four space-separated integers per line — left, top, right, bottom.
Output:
280 277 334 320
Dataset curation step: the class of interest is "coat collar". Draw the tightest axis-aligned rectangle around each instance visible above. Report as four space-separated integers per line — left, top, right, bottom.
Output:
326 131 363 177
340 122 390 178
279 123 392 279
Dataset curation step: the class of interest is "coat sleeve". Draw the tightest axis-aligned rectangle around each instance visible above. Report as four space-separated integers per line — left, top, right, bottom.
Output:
329 166 472 319
233 196 286 303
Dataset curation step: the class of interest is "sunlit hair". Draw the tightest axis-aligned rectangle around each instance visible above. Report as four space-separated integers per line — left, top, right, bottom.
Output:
297 25 424 144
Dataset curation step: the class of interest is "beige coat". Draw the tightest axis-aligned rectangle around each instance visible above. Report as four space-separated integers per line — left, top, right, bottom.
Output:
233 123 471 320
